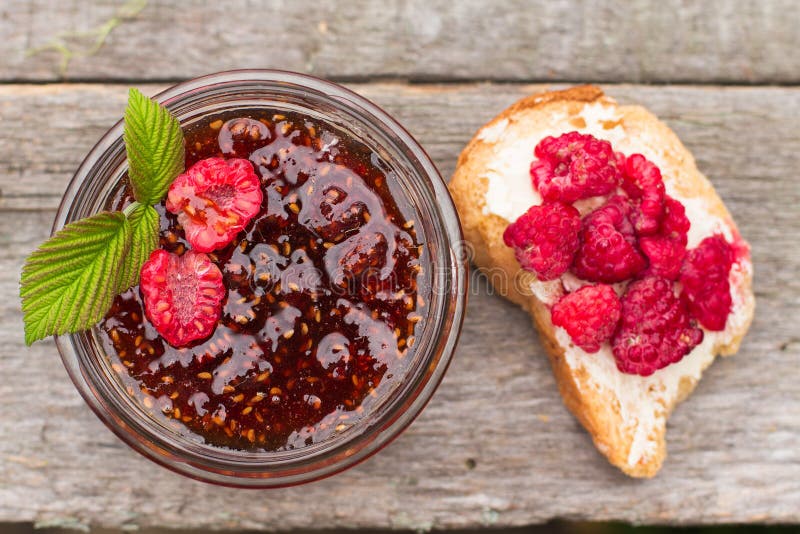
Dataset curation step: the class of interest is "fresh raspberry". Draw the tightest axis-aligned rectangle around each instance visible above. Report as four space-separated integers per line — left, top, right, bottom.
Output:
639 196 690 280
572 196 647 283
140 249 225 347
612 276 703 376
680 235 734 331
620 153 666 235
166 157 263 253
552 284 621 353
503 202 581 280
614 151 626 170
530 132 621 203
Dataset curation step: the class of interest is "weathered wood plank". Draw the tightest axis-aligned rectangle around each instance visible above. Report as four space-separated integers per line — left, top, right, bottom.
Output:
1 0 799 84
0 82 799 528
0 85 800 530
2 83 800 213
2 209 799 529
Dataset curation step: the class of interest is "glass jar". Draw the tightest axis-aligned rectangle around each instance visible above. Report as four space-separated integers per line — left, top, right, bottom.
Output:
53 70 467 487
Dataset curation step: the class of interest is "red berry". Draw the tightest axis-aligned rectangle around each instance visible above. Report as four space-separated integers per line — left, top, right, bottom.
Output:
530 132 621 203
729 227 751 264
620 153 666 236
614 151 626 170
166 157 263 252
140 249 225 347
503 202 581 280
680 235 734 331
552 284 621 353
639 196 690 280
612 277 703 376
572 196 647 283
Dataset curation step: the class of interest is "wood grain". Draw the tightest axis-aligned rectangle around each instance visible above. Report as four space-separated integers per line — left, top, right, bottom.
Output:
2 83 800 212
1 0 799 84
1 83 799 528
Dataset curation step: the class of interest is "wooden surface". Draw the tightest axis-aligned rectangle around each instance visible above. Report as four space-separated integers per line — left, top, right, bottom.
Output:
3 0 800 84
1 1 800 531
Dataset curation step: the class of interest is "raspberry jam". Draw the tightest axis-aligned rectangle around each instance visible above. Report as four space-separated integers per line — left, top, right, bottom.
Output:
99 109 428 451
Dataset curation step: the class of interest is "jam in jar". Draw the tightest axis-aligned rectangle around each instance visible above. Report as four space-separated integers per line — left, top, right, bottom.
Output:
99 108 428 451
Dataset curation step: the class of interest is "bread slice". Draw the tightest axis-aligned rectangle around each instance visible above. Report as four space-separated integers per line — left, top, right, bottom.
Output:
449 86 755 477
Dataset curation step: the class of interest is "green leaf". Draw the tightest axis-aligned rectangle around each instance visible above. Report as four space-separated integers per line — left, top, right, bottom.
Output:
124 87 185 205
19 87 180 345
20 211 131 345
118 202 160 291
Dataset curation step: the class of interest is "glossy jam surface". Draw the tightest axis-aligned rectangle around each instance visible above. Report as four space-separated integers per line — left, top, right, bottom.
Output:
99 109 427 451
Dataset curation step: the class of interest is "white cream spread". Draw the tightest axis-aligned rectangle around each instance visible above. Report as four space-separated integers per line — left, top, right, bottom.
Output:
528 279 564 304
477 117 509 143
558 272 751 468
479 100 752 468
680 196 733 248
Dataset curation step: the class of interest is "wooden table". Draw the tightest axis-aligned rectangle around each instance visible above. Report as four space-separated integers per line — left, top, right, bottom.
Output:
1 1 799 530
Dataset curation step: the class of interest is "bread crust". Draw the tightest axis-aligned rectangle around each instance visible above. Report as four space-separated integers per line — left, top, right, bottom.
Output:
450 86 755 477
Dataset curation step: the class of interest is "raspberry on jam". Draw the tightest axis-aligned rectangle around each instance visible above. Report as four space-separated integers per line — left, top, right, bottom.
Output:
612 276 703 376
681 234 735 331
139 249 225 347
502 202 581 280
166 157 263 252
530 132 621 203
572 195 647 283
552 284 621 353
100 110 426 451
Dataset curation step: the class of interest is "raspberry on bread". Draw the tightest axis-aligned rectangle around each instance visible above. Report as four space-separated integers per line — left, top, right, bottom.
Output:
503 202 581 280
551 284 621 353
449 86 754 478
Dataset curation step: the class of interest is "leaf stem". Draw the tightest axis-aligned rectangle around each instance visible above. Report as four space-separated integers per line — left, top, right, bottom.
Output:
123 201 141 217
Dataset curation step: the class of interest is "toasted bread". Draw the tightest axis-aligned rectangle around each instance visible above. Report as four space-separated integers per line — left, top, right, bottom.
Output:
449 86 755 477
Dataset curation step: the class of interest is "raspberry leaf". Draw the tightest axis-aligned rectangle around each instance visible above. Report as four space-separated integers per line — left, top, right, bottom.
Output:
124 88 185 205
118 202 160 291
20 89 186 345
20 211 132 345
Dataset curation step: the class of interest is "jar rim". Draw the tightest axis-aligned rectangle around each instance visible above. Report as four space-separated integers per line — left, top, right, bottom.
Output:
54 69 467 487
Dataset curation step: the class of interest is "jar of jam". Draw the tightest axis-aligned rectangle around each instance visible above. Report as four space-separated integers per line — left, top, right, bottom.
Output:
54 70 466 487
